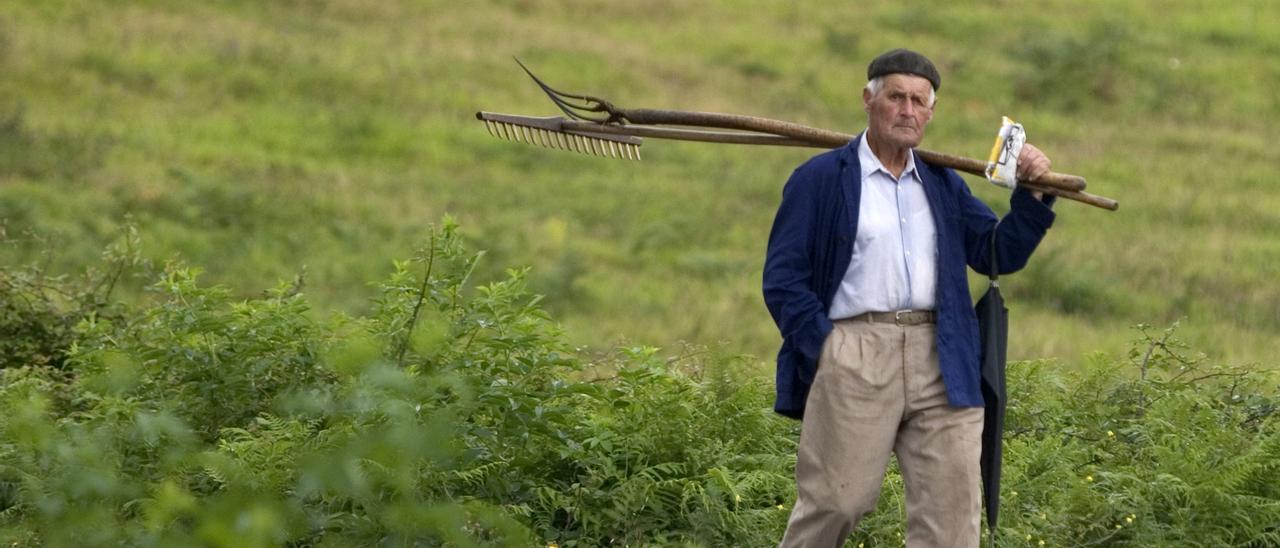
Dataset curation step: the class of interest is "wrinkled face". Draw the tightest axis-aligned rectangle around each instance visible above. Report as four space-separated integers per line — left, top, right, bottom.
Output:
863 73 935 150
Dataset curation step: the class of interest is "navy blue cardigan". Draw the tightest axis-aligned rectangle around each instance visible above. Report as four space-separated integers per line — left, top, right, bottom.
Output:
763 135 1055 419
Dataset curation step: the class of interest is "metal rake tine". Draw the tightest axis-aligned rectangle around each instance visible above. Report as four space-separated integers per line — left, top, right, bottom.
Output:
513 57 593 108
514 57 615 123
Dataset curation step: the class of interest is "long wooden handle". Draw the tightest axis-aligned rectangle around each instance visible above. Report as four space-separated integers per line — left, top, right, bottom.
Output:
912 149 1089 193
561 119 1118 211
618 108 1089 193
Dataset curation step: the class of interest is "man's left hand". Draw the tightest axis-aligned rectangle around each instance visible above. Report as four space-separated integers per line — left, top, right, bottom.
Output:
1017 143 1052 200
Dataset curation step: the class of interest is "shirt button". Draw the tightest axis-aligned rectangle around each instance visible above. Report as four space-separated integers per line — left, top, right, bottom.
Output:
900 217 907 223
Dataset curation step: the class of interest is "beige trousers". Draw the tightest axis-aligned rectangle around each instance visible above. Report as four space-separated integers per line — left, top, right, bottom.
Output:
779 317 983 548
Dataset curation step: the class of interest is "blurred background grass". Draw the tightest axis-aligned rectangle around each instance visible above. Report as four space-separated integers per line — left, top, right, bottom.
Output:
1 0 1277 369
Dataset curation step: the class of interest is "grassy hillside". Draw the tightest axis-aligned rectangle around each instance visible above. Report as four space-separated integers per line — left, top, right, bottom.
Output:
2 0 1279 368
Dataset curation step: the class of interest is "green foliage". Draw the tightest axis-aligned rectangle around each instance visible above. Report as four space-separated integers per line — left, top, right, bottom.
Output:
1 226 1276 545
2 1 1278 544
0 224 139 370
995 324 1280 546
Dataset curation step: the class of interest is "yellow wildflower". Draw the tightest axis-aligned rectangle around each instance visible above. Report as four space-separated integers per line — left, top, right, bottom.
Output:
1085 475 1094 482
1107 430 1115 437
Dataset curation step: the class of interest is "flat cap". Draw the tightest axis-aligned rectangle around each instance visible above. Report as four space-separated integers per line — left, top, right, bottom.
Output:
867 48 940 90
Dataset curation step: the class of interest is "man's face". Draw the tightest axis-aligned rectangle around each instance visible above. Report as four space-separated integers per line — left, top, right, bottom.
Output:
863 73 934 150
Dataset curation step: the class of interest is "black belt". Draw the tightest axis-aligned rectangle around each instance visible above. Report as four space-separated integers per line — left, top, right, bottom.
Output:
849 310 936 326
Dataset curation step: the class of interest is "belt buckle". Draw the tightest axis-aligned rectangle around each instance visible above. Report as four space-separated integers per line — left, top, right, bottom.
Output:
894 309 913 326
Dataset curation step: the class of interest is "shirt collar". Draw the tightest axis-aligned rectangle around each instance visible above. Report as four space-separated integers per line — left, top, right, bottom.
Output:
858 129 922 184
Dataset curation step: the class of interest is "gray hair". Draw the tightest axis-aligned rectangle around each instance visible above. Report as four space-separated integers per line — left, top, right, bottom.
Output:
865 76 937 107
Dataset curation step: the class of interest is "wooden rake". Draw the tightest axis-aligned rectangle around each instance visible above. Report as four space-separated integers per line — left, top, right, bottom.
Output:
476 60 1118 211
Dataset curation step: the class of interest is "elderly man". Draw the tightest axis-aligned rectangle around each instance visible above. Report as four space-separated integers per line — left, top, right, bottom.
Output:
763 49 1056 546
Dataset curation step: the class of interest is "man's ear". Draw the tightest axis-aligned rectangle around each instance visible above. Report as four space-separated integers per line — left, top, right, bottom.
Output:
862 87 872 112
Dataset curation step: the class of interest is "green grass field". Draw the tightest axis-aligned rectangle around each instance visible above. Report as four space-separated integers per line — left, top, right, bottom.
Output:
3 0 1279 369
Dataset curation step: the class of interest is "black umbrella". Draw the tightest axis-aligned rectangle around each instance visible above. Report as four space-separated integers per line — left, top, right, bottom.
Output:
977 225 1008 546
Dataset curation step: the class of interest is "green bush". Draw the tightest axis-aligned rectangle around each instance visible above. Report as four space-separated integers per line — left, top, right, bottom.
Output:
0 223 1275 546
0 224 138 371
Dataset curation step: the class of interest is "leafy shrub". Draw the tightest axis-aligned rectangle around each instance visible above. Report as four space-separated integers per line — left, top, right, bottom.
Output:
0 225 138 370
993 324 1280 546
0 222 1275 546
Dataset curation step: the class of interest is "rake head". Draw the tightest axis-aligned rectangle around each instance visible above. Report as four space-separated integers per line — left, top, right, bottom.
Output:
476 111 642 160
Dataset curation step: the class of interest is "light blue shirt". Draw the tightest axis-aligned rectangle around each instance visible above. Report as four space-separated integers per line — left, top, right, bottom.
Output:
827 130 938 319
